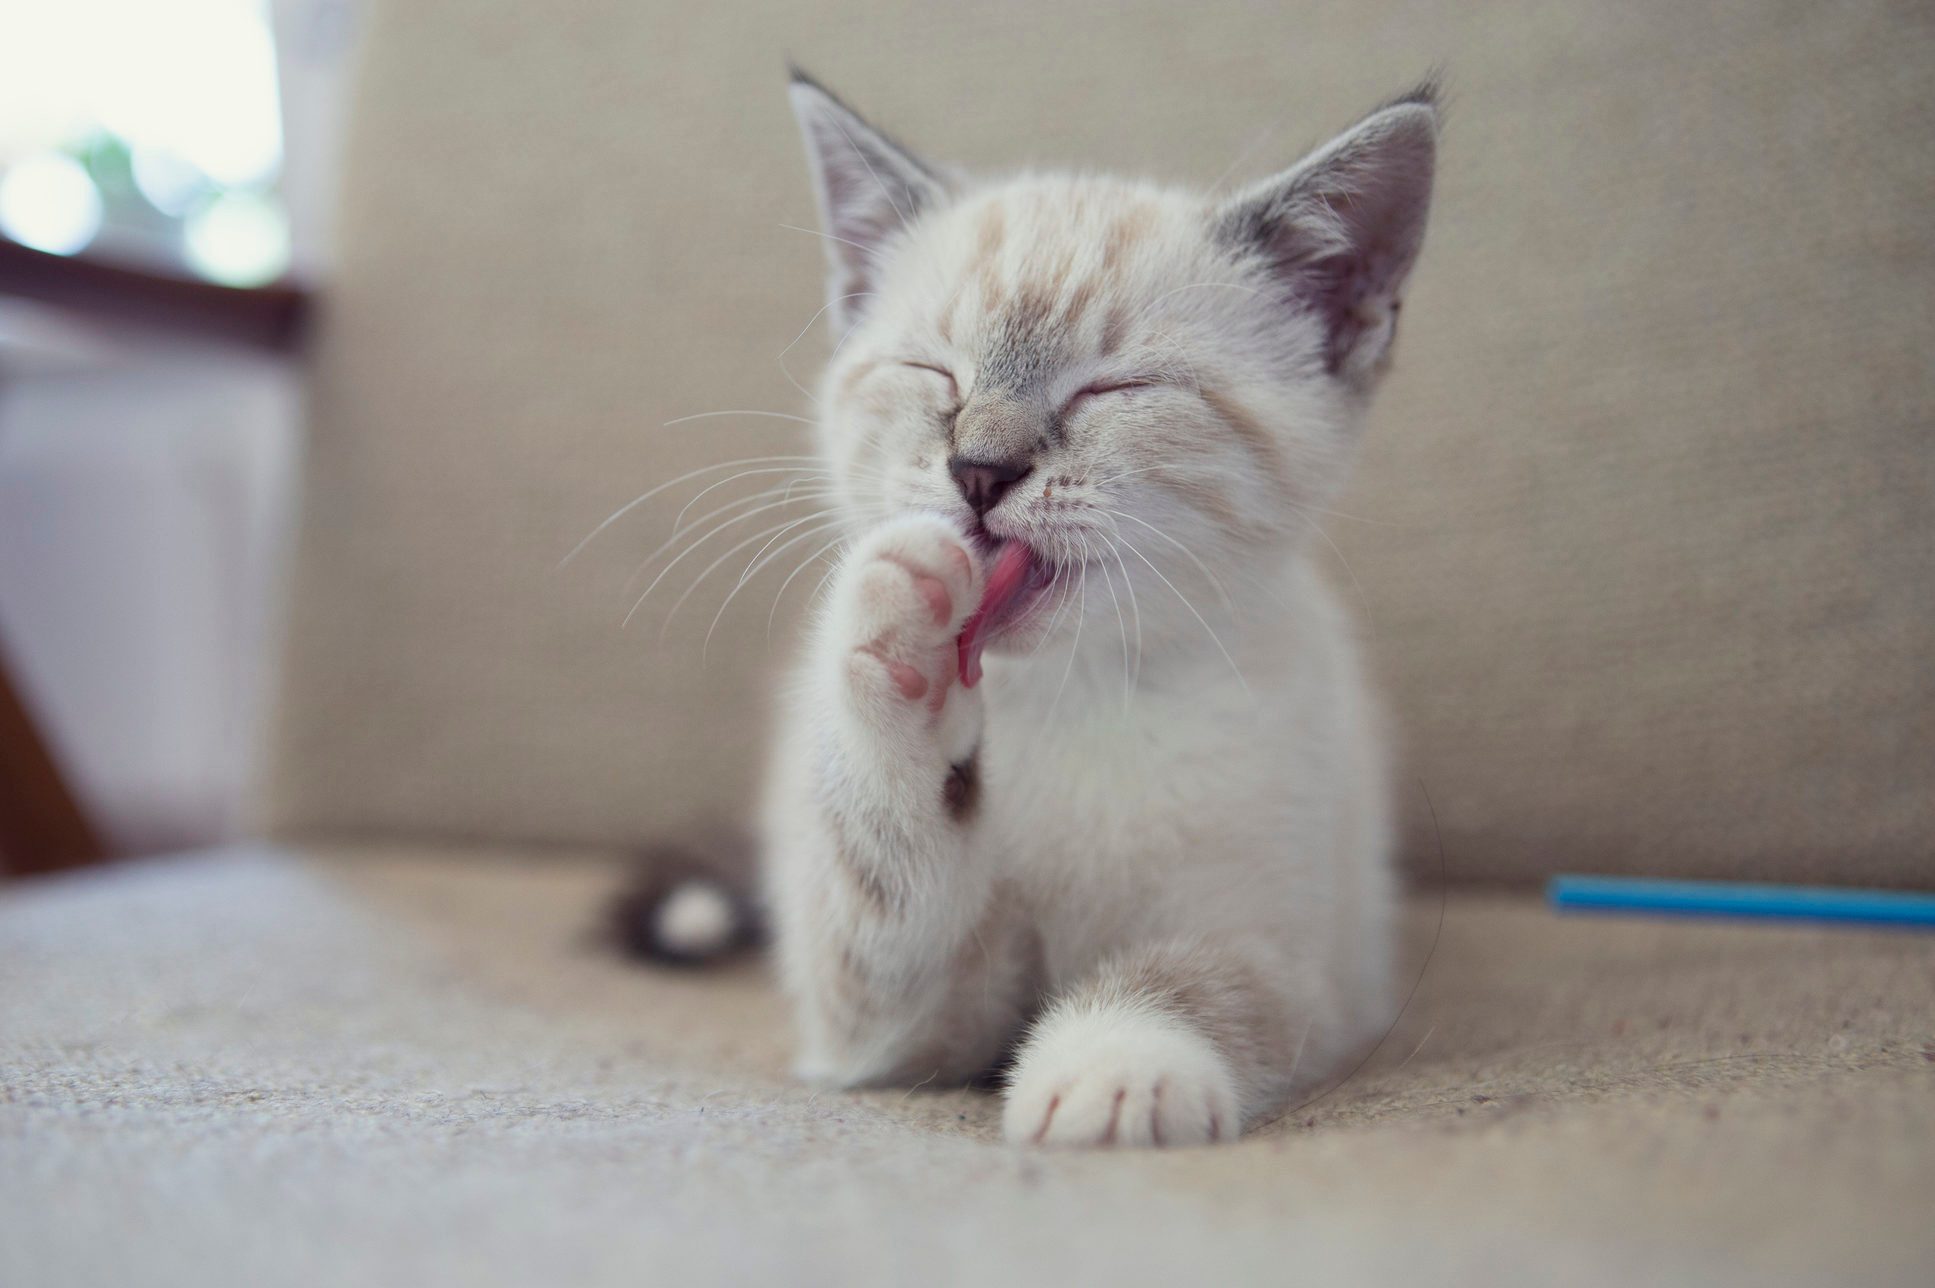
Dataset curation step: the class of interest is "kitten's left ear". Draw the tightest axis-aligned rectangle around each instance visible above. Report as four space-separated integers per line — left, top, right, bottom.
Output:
1214 83 1439 387
788 67 949 330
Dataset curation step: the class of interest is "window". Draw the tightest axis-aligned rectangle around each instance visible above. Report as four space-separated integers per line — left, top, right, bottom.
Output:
0 0 291 285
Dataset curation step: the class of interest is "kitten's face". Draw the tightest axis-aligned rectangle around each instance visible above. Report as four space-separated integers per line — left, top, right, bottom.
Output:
791 75 1436 659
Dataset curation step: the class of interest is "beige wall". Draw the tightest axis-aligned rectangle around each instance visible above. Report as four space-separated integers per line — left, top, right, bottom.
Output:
268 1 1935 886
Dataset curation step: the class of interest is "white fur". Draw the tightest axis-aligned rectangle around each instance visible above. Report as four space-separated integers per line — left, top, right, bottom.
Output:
761 78 1433 1146
1002 999 1241 1147
655 882 738 958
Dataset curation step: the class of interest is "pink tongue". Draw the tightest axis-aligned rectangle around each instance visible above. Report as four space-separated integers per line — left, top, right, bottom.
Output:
957 542 1034 688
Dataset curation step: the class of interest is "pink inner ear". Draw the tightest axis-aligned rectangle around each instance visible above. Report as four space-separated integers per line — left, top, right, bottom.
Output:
957 542 1035 688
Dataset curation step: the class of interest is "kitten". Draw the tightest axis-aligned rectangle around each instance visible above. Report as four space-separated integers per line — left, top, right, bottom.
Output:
649 70 1435 1148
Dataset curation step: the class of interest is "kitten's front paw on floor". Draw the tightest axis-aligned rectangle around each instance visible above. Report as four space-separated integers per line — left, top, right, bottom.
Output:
1002 1005 1242 1148
832 514 983 715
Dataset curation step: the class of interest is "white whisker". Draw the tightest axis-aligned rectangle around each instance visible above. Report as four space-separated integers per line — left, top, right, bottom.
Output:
1299 512 1376 645
664 409 818 428
1096 549 1133 713
826 115 909 222
1143 329 1205 392
655 510 847 641
672 467 833 535
1287 502 1393 527
1285 1018 1315 1090
769 530 857 641
557 454 821 568
1024 558 1082 662
1088 461 1191 489
1096 506 1236 619
1111 527 1251 697
1046 558 1088 721
1019 548 1089 763
703 516 853 663
624 497 839 625
778 222 888 266
1208 110 1293 194
1098 531 1143 695
623 485 843 597
777 291 874 404
804 549 846 611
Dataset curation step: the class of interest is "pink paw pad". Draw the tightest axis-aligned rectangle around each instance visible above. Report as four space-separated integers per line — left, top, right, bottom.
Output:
857 644 930 701
912 575 952 627
877 555 954 627
887 659 930 701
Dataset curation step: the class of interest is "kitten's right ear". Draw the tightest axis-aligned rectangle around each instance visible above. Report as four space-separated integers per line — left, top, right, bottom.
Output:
787 67 947 329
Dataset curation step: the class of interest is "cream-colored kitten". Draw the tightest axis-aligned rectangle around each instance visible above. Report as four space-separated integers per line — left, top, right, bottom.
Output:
748 71 1435 1147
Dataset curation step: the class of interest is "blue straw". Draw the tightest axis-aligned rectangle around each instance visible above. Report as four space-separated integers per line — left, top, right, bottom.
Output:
1548 875 1935 929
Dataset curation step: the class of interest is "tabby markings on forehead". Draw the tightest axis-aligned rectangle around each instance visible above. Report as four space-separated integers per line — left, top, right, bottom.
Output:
1100 205 1156 274
974 202 1007 265
894 196 1171 403
1057 275 1100 335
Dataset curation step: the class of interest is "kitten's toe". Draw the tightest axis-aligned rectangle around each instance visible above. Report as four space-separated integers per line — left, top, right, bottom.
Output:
833 515 985 717
1002 1005 1241 1148
849 513 983 640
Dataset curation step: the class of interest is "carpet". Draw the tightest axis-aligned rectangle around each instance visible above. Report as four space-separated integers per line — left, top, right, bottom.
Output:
4 845 1930 1285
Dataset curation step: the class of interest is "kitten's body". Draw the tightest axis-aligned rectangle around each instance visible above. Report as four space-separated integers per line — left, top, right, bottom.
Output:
766 540 1393 1130
752 78 1435 1146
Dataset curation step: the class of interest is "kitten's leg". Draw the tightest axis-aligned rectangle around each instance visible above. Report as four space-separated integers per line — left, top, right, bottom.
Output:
1001 938 1306 1147
772 514 1032 1088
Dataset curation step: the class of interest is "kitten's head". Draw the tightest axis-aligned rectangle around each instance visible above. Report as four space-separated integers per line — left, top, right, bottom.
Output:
788 70 1436 662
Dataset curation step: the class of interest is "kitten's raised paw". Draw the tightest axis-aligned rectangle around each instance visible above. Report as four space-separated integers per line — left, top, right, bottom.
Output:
831 514 983 717
1003 1005 1241 1148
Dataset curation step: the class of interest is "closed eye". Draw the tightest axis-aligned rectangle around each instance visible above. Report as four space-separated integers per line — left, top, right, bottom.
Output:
1062 379 1160 416
901 361 959 400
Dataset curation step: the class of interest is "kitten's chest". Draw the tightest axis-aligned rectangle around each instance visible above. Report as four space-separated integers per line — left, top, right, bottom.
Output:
977 677 1274 872
974 680 1288 974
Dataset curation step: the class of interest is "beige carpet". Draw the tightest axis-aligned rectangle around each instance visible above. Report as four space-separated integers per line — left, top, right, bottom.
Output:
3 845 1931 1286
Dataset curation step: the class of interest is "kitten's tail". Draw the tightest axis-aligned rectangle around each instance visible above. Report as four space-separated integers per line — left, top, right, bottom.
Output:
604 830 763 967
